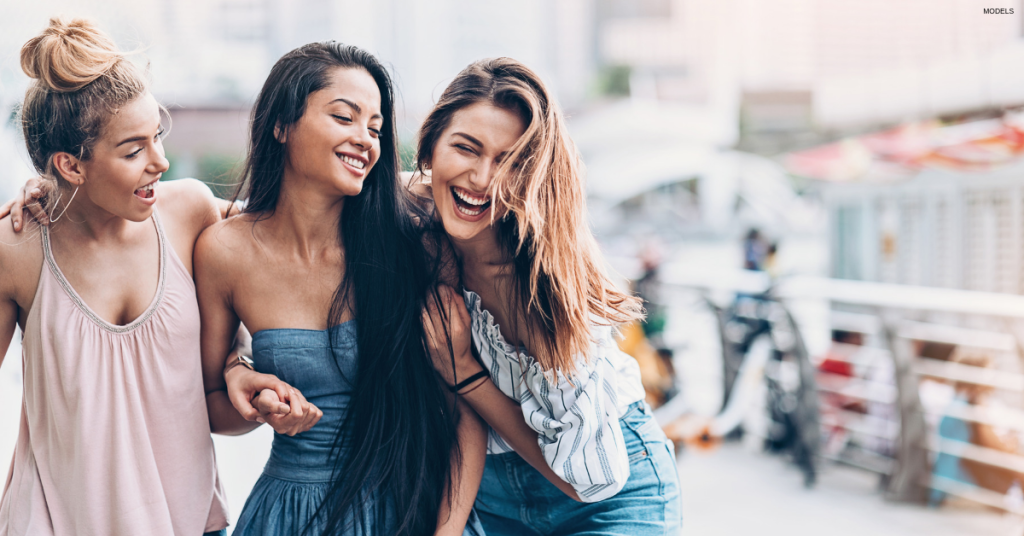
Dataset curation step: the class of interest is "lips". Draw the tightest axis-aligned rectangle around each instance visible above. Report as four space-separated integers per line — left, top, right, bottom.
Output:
450 186 491 217
337 152 369 176
338 153 366 169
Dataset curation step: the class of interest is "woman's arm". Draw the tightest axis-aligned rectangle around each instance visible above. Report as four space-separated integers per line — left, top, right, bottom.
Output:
194 225 264 434
435 400 488 535
195 222 322 435
423 287 582 501
0 293 16 371
458 376 582 501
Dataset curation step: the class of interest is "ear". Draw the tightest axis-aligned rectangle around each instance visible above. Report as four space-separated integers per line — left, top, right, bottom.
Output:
51 152 85 186
273 122 287 143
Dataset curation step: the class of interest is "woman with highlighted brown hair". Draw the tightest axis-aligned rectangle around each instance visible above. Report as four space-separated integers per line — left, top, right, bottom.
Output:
417 58 683 534
0 17 235 536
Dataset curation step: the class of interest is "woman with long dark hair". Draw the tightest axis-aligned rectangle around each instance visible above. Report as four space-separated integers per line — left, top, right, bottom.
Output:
416 58 683 534
197 42 486 535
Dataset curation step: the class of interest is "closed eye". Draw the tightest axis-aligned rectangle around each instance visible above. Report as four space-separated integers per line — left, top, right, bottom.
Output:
126 147 144 159
453 143 476 155
369 127 381 137
332 115 353 123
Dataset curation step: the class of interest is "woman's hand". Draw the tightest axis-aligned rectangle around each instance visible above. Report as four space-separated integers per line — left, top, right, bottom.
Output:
0 177 52 232
252 387 324 436
422 285 481 388
224 367 322 435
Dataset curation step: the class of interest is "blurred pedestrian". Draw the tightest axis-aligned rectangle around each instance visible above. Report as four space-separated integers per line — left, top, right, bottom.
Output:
930 354 1023 506
743 228 769 271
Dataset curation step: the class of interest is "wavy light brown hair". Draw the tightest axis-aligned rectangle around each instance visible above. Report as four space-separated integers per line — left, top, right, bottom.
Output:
417 57 643 374
20 17 148 191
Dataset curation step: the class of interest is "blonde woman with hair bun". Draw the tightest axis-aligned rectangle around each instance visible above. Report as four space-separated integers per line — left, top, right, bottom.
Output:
418 58 683 534
0 17 308 536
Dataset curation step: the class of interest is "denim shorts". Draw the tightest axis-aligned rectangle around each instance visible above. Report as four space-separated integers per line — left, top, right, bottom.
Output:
475 401 683 535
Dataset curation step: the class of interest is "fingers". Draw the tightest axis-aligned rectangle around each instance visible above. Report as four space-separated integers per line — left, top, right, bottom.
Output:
8 187 49 232
299 403 323 434
10 188 25 232
265 398 322 436
227 381 261 421
286 388 305 419
0 199 13 226
26 189 49 226
258 388 290 415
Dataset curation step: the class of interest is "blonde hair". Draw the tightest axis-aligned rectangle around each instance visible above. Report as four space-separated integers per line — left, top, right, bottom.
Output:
20 17 147 188
417 58 643 373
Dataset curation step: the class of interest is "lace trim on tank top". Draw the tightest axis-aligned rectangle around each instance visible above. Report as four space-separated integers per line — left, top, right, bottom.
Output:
40 213 168 334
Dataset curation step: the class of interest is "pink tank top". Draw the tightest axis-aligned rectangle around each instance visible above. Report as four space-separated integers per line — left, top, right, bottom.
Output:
0 213 229 536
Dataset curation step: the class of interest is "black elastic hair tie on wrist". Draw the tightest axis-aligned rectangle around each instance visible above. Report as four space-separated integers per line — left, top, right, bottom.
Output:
449 370 489 393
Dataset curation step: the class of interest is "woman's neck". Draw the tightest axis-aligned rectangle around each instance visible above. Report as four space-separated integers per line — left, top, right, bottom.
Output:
55 188 133 243
449 223 506 289
264 172 345 262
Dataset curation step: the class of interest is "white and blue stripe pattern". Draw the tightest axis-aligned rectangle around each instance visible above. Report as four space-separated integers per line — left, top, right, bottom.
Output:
463 289 646 503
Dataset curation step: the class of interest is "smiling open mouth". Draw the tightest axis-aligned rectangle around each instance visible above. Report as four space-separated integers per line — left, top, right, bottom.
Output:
134 183 155 199
451 186 491 216
338 153 366 170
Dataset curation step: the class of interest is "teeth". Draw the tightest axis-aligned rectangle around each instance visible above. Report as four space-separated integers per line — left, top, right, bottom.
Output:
456 203 484 216
340 155 365 169
453 187 489 206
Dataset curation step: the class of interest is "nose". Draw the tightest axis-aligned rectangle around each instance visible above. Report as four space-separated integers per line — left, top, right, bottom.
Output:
469 159 495 192
350 127 374 153
150 142 170 174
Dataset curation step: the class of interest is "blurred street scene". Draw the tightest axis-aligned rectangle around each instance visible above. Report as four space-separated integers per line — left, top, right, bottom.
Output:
4 0 1024 534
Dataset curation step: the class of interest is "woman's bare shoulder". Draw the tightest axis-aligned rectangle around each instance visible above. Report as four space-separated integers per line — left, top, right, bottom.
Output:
156 179 221 234
194 213 261 281
0 215 44 300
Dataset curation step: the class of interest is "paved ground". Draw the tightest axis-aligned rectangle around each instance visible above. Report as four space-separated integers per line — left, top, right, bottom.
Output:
678 442 1014 536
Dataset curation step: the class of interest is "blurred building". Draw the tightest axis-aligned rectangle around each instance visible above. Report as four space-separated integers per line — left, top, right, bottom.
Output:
787 112 1024 293
593 0 1023 151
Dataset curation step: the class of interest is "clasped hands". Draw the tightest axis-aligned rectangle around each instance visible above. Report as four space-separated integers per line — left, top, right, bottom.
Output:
224 366 323 436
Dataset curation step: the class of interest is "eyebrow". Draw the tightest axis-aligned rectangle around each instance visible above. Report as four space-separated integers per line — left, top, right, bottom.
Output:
452 132 483 147
330 98 383 120
116 135 148 148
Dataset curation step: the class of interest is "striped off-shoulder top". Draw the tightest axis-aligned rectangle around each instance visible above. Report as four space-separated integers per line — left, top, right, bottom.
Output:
462 289 646 502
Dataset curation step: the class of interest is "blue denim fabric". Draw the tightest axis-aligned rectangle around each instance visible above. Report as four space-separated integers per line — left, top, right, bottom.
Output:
203 530 227 536
232 324 485 536
475 401 683 535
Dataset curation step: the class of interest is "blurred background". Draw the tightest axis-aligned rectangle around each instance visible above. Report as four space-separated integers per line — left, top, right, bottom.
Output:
3 1 1024 534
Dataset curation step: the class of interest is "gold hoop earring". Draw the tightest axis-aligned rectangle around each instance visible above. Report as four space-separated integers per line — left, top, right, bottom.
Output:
49 186 79 223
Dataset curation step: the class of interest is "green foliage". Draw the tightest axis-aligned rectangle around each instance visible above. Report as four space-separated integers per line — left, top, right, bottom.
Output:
399 140 417 172
198 153 243 198
161 151 242 199
595 64 632 97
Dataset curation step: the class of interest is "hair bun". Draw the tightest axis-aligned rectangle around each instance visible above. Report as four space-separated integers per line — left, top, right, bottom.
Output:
20 17 123 92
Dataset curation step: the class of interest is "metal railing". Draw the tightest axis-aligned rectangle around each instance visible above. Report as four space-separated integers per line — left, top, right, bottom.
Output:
661 268 1024 513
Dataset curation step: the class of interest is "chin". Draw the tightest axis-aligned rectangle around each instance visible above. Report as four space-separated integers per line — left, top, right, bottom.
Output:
442 215 487 242
331 178 364 197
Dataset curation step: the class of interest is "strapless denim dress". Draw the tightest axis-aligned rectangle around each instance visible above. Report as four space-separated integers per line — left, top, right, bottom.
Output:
232 322 485 536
